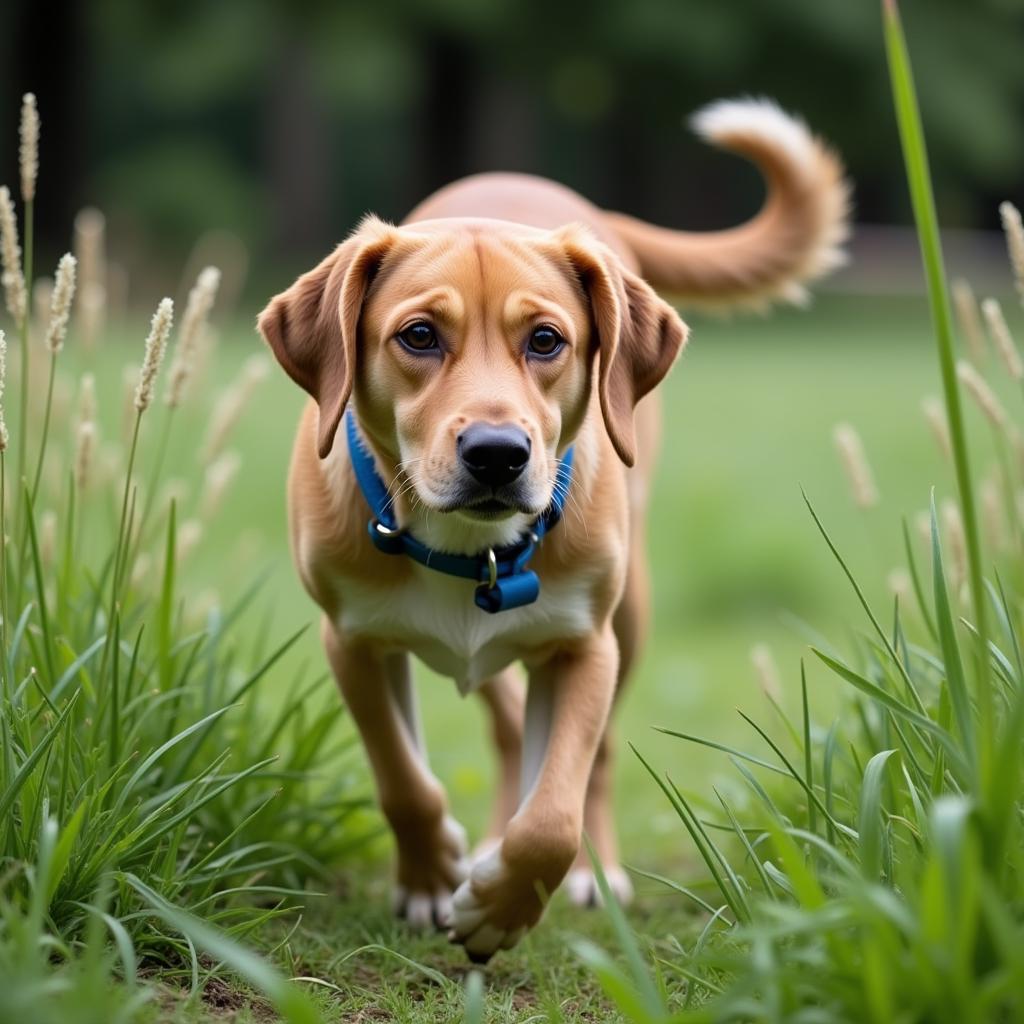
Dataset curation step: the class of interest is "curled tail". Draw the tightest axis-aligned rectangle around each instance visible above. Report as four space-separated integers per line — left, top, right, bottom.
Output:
603 98 850 310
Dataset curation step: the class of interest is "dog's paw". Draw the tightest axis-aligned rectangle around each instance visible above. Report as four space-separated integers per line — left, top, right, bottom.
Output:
393 814 469 931
565 865 634 909
447 844 545 961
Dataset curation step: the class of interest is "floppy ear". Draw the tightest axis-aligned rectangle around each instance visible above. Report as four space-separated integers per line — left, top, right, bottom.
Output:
558 229 688 467
257 217 397 458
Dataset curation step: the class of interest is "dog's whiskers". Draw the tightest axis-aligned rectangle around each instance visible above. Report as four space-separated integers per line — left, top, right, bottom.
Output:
547 471 588 540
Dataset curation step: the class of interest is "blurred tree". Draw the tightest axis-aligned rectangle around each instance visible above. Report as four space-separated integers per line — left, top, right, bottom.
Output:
1 0 1021 296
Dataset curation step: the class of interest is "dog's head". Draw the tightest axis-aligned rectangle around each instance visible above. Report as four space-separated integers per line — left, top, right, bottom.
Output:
258 215 687 525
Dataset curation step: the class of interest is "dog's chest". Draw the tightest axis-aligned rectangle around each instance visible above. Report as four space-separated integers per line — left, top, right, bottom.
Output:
333 566 593 693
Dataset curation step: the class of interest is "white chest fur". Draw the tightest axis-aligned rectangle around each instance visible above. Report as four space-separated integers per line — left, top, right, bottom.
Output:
334 564 594 693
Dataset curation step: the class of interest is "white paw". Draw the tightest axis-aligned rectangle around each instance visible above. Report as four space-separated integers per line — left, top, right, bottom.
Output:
393 815 469 931
392 884 461 930
565 865 634 908
448 845 531 961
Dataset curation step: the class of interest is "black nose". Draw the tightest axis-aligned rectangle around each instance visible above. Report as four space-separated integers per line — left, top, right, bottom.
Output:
457 423 531 488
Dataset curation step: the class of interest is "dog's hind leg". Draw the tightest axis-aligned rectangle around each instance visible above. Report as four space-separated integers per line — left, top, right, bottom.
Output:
475 667 525 856
321 617 468 931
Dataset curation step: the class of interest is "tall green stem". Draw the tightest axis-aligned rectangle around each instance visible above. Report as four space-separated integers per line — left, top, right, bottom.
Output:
16 200 33 516
97 412 142 689
30 352 57 504
882 0 992 771
0 452 9 703
136 405 173 541
112 414 142 603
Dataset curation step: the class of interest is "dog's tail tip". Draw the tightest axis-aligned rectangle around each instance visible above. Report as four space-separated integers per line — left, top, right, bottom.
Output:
690 97 816 166
604 97 851 312
692 97 852 308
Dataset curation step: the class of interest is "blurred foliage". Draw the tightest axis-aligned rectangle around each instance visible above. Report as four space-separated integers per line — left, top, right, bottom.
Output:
2 0 1023 290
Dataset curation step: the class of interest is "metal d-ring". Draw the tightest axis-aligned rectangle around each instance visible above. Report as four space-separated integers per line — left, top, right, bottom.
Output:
374 520 401 537
486 548 498 590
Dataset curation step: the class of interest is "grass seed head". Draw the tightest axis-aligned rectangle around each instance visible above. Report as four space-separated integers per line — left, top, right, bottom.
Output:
177 518 203 562
201 450 241 520
0 186 27 327
166 266 221 408
73 207 107 345
887 568 911 603
159 477 191 515
19 93 39 203
940 498 968 598
749 643 781 701
130 551 152 591
920 396 951 460
952 278 986 364
79 373 97 427
915 509 931 549
1000 201 1024 307
833 423 878 509
39 509 57 565
74 420 96 493
980 475 1005 552
202 354 269 462
981 297 1023 381
134 298 174 412
45 253 77 354
957 359 1007 430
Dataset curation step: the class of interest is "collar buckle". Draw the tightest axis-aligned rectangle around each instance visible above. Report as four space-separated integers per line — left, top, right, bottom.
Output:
367 518 406 555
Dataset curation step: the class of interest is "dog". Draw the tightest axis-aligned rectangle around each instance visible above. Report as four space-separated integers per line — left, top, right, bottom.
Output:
258 98 848 962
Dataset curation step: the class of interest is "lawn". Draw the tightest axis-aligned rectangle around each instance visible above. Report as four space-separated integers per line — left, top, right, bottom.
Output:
48 290 959 1020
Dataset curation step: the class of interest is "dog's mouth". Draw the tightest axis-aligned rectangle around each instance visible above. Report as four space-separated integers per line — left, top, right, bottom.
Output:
459 498 519 521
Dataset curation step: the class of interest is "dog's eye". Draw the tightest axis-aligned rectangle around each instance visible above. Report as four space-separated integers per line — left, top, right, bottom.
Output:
527 326 565 358
397 321 439 352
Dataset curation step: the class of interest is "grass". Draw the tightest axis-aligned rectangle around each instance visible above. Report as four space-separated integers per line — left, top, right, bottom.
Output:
1 164 370 1021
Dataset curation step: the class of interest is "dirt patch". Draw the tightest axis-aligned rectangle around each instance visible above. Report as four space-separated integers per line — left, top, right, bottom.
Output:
200 974 275 1020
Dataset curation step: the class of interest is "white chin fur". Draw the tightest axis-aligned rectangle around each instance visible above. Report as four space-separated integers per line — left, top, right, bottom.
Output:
408 507 532 555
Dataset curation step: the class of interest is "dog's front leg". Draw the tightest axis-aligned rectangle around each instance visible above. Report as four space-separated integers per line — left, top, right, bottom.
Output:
321 617 468 930
449 624 618 960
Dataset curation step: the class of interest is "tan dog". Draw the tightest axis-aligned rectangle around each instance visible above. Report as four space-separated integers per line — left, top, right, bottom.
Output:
259 99 848 961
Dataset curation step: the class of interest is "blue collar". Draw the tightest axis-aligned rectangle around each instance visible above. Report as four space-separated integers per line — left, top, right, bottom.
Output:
345 411 574 614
